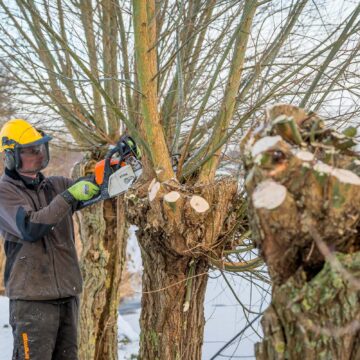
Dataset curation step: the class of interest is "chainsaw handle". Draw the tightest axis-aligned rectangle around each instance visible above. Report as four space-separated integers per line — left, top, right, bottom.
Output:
76 193 102 210
77 135 136 210
73 175 101 210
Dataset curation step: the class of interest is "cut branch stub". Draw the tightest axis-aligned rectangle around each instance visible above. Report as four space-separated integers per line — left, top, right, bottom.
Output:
163 191 183 231
251 135 284 158
251 180 300 283
189 195 210 213
163 191 181 204
272 115 304 145
148 180 161 202
266 103 308 125
252 180 287 210
126 178 238 258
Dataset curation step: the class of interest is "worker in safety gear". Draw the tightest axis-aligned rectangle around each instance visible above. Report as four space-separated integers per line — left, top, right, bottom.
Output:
0 119 99 360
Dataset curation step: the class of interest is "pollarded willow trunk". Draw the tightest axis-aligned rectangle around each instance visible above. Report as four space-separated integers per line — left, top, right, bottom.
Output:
240 104 360 359
139 243 209 360
72 155 128 360
127 178 239 359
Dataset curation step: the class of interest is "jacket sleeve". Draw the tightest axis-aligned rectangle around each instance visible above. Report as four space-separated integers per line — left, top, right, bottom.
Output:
0 182 73 243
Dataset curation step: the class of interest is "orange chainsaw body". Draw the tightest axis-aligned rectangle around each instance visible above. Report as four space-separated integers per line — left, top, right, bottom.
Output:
94 159 126 185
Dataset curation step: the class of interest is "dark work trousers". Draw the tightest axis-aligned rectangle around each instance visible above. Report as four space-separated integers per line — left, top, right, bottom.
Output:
9 297 79 360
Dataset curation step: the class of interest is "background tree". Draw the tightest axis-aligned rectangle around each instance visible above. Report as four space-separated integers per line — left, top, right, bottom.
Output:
0 0 359 359
0 65 15 295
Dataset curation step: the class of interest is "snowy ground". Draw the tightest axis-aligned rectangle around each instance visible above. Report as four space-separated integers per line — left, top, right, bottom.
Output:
0 296 12 359
0 226 270 359
118 226 271 359
117 273 270 359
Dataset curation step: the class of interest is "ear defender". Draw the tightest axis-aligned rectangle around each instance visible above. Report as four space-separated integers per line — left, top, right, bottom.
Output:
4 149 16 171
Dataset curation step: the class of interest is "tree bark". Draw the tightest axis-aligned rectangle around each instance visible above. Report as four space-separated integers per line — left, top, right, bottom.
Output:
0 239 4 295
127 178 239 359
139 238 209 360
256 252 360 360
241 104 360 359
73 157 128 360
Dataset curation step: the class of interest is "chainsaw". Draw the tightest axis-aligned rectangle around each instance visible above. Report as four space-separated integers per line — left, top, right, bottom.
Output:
77 135 142 209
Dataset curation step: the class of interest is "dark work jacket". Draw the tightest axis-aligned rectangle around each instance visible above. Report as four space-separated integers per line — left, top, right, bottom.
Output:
0 169 82 300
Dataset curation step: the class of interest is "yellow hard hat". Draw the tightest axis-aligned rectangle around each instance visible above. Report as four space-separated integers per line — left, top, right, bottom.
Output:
0 119 51 152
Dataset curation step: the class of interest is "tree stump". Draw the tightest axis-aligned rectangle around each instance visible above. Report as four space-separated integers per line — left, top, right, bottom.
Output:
241 104 360 359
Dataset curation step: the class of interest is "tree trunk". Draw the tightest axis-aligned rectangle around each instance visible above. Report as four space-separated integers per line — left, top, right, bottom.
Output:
240 104 360 359
73 157 128 360
139 237 209 359
0 239 4 295
127 178 239 359
256 252 360 360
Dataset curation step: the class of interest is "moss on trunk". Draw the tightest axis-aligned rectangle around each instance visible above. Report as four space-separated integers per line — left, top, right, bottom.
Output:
240 104 360 359
257 252 360 360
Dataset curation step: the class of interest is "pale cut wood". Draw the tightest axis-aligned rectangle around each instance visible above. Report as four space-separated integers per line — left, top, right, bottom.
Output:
251 135 283 157
314 162 360 185
148 178 156 192
252 180 287 210
293 149 314 162
164 191 181 203
189 195 210 213
148 181 161 202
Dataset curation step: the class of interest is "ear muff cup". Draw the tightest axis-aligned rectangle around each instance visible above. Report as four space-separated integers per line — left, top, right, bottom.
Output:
4 150 16 171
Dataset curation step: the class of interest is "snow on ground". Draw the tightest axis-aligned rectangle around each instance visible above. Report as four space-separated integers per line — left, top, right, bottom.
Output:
117 272 270 360
0 296 12 359
0 226 270 359
118 227 271 359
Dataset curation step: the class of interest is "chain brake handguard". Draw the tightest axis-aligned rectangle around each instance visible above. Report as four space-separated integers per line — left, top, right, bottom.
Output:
77 137 141 209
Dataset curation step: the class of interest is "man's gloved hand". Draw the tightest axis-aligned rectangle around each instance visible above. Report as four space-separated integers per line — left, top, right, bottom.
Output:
61 180 100 204
68 181 100 201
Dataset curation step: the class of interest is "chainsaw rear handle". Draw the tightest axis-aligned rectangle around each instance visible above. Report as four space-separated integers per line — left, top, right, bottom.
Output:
77 193 102 209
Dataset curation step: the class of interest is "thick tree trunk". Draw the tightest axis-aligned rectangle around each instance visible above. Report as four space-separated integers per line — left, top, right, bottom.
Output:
241 104 360 359
139 236 209 359
256 252 360 360
0 239 4 295
73 157 128 360
127 178 239 359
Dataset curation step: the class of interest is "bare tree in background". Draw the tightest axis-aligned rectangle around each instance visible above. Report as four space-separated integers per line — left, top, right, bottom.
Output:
0 0 359 359
0 66 13 123
0 65 15 295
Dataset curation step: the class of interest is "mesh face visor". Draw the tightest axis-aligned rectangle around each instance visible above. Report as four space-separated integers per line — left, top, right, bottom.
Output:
15 142 50 173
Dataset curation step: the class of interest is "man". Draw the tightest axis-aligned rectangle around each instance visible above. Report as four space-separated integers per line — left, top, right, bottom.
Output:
0 119 99 360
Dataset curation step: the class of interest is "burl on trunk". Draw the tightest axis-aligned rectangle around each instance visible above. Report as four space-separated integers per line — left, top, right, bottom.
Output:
241 104 360 359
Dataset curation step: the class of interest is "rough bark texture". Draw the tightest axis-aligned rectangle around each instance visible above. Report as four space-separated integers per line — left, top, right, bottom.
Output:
0 239 4 295
73 154 128 360
126 178 239 359
140 243 209 360
256 253 360 360
240 104 360 359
